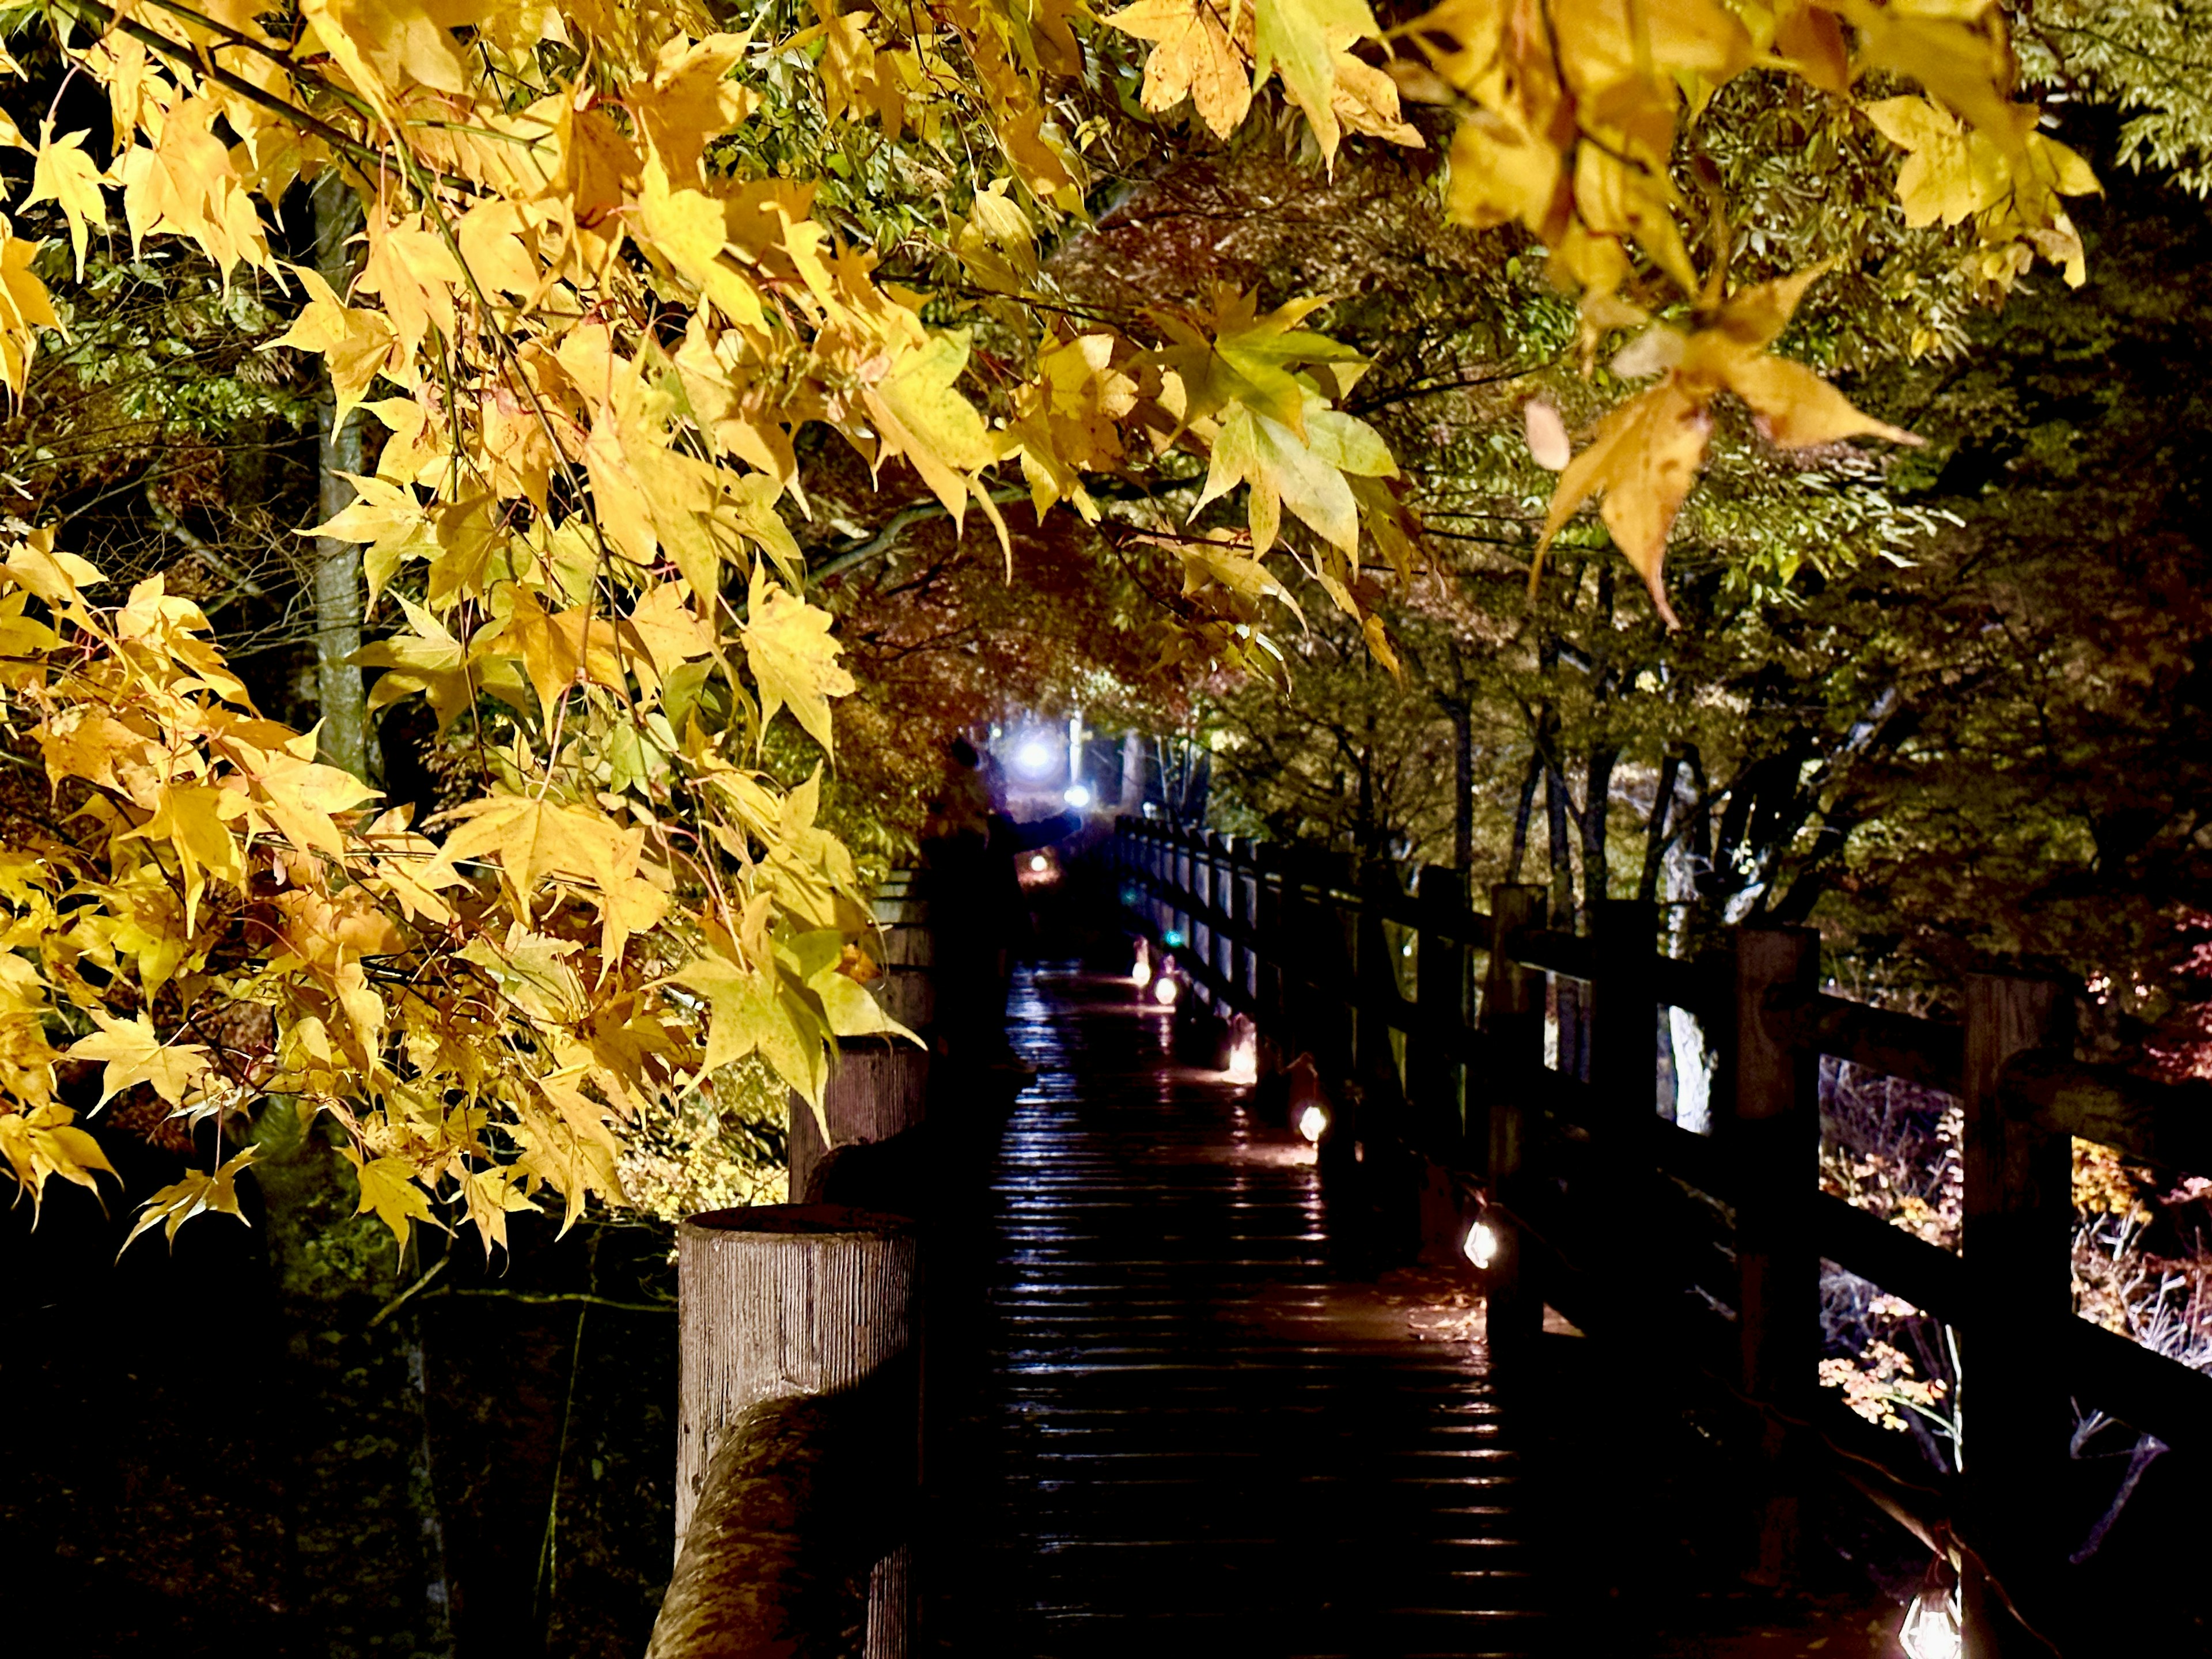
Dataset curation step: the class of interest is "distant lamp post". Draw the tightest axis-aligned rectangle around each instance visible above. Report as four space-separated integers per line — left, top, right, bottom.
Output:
1297 1103 1330 1143
1152 975 1180 1007
1899 1562 1963 1659
1013 734 1055 778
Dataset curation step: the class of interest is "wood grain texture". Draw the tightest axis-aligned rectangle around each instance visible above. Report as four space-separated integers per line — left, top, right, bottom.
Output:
789 1051 931 1206
674 1207 919 1555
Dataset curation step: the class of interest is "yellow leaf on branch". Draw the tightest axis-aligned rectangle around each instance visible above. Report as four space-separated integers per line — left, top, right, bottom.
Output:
743 568 856 756
1537 269 1918 624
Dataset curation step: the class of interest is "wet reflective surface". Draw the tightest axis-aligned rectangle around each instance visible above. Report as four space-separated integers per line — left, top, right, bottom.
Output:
926 967 1546 1657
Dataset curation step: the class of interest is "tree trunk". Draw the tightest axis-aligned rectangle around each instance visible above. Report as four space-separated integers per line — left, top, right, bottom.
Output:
1446 699 1474 871
1579 742 1618 904
312 172 373 783
1118 730 1145 816
1506 746 1541 885
1637 748 1684 903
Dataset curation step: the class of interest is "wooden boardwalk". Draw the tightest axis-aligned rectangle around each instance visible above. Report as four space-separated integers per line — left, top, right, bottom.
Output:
927 966 1550 1657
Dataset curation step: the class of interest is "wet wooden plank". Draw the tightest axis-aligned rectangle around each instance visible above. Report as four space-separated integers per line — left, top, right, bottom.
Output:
925 967 1551 1656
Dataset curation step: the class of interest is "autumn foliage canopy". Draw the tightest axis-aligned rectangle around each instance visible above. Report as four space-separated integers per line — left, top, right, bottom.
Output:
0 0 2096 1245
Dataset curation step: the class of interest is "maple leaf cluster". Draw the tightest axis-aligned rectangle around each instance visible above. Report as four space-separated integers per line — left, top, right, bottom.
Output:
0 0 2113 1249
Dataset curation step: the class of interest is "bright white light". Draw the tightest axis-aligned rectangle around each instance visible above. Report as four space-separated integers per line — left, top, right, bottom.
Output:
1226 1037 1258 1085
1132 960 1153 989
1029 853 1049 873
1013 736 1055 778
1297 1103 1329 1143
1899 1584 1963 1659
1063 783 1092 809
1464 1219 1500 1270
1153 976 1180 1006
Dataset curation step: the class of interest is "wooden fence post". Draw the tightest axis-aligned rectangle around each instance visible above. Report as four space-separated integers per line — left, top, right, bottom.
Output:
872 873 935 1042
1589 900 1658 1135
788 1047 931 1206
1410 865 1469 1150
1255 843 1285 1041
1729 926 1820 1584
1961 972 2073 1655
1354 859 1404 1113
661 1206 920 1658
1484 884 1547 1357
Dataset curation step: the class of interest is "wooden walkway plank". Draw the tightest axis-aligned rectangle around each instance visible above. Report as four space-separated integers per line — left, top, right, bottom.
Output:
927 967 1551 1657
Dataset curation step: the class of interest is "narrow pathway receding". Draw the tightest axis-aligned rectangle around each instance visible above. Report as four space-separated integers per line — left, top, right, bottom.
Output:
929 965 1549 1657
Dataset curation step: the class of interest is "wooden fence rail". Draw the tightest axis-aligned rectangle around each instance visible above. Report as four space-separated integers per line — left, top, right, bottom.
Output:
1109 817 2212 1646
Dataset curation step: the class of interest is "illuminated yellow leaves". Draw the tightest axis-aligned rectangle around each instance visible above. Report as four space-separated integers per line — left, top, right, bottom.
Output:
862 331 1002 524
1254 0 1382 156
68 1012 215 1108
123 1147 257 1253
118 98 271 278
1104 0 1412 154
1538 269 1917 623
0 219 56 395
268 268 404 427
1861 95 2100 287
1106 0 1255 139
28 126 107 281
346 1150 439 1250
743 568 857 756
0 1104 118 1215
1196 397 1395 554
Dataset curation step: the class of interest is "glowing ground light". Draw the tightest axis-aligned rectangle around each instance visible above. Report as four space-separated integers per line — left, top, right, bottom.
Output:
1153 976 1180 1006
1064 783 1092 808
1297 1103 1329 1143
1464 1218 1500 1270
1030 854 1049 873
1899 1579 1963 1659
1225 1037 1258 1085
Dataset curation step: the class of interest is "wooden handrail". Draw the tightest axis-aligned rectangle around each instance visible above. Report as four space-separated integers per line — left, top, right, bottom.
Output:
2003 1050 2212 1175
1109 819 2211 1645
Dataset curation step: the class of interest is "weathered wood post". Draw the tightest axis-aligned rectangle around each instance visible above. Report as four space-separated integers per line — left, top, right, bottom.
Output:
871 872 935 1037
787 1046 931 1206
1589 900 1658 1134
1960 972 2073 1657
657 1206 920 1659
1254 842 1286 1046
1728 926 1820 1585
1408 866 1469 1262
1483 884 1547 1356
1353 859 1404 1114
1410 865 1469 1146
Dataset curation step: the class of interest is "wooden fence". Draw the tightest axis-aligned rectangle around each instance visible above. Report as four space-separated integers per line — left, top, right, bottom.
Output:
1111 816 2212 1647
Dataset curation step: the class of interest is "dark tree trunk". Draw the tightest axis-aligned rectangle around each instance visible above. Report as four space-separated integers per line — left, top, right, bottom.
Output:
1637 748 1684 903
1446 699 1474 871
1579 743 1618 904
1506 746 1541 885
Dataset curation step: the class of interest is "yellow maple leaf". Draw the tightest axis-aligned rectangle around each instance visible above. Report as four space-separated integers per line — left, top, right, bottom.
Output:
122 1147 256 1254
0 1103 119 1214
28 126 107 282
1538 268 1916 624
1195 393 1394 554
742 567 855 756
343 1150 438 1250
1254 0 1379 156
861 331 1001 524
1103 0 1255 139
0 222 59 396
